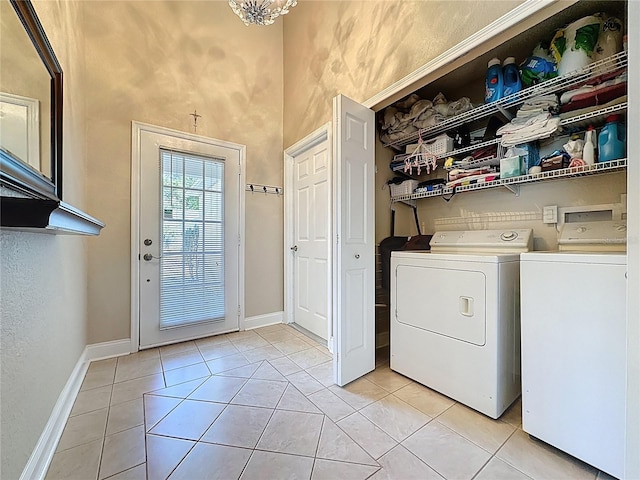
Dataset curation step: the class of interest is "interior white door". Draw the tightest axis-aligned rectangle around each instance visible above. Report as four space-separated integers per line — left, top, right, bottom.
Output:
292 140 331 340
333 94 375 386
137 127 242 349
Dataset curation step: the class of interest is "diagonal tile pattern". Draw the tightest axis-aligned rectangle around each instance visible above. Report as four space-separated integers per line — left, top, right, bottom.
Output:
46 323 608 480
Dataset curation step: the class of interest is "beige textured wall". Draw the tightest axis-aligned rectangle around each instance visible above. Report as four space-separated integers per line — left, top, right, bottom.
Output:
0 1 89 478
82 1 285 343
282 0 523 147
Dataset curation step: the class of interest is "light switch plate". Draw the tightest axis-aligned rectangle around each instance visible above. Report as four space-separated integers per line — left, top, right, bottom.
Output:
543 205 558 224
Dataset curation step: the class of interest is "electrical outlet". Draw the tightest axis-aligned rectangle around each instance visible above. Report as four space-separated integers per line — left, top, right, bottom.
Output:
543 205 558 224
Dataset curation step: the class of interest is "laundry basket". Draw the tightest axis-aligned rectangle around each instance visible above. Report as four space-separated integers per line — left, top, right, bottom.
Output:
421 134 454 156
389 179 418 197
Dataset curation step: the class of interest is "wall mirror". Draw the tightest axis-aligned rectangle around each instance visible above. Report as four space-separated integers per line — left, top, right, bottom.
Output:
0 0 62 201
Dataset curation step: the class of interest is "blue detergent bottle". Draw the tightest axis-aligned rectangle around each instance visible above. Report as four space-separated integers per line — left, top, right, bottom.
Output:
598 114 627 162
485 58 503 103
502 57 522 97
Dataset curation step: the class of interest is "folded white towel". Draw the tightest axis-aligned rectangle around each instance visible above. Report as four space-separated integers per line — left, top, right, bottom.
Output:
497 113 551 135
500 117 561 146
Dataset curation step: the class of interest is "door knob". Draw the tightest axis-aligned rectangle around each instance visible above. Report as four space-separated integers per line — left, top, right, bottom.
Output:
144 238 153 246
143 253 161 261
291 245 298 252
355 254 360 259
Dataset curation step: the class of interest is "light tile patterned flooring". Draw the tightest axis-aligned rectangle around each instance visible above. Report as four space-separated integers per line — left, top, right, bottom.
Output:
46 324 615 480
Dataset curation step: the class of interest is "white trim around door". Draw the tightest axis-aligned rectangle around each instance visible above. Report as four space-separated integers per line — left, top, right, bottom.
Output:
130 121 246 352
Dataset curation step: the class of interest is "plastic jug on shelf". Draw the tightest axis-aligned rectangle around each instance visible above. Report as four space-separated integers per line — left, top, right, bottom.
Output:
485 58 503 103
598 114 626 162
502 57 522 97
583 126 596 165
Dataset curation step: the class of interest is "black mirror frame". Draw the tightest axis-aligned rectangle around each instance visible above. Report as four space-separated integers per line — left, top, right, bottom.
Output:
0 0 104 234
0 0 63 201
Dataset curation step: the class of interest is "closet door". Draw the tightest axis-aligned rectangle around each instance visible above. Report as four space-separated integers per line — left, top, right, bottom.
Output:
333 94 376 386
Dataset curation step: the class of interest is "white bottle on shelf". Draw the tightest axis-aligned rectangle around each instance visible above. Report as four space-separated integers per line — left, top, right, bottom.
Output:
583 126 596 165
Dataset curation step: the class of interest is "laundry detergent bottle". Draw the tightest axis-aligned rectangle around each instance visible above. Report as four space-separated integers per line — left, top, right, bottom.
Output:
598 114 626 162
485 58 503 103
502 57 522 97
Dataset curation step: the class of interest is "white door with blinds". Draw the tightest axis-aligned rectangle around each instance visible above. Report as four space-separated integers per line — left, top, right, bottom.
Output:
137 125 242 349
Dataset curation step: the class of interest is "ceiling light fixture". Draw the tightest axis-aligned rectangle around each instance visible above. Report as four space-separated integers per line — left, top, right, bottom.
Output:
229 0 297 26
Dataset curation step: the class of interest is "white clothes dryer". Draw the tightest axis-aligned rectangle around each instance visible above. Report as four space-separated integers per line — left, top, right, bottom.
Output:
390 229 532 419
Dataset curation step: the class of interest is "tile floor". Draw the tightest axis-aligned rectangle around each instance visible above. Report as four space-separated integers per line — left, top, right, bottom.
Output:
46 324 615 480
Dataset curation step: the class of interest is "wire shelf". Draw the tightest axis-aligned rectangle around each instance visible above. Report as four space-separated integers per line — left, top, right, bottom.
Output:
560 101 628 130
391 159 627 202
436 138 500 160
382 51 628 150
444 154 501 171
392 102 628 173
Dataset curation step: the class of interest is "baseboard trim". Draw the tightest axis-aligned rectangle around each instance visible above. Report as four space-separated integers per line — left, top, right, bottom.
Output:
19 348 89 480
244 311 284 330
20 339 131 480
85 338 132 362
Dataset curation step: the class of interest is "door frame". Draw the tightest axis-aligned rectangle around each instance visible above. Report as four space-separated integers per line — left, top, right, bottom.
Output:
283 122 333 349
130 121 246 353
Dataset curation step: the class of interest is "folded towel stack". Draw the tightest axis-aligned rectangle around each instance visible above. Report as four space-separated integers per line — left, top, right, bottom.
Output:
497 95 560 146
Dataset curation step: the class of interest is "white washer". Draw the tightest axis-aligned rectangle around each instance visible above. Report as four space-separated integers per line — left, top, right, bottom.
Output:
520 220 626 479
390 228 532 419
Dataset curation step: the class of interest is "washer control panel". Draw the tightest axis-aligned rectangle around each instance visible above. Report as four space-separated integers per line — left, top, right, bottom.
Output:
559 220 627 245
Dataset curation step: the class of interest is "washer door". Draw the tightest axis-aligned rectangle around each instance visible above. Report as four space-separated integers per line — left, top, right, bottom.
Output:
395 264 486 346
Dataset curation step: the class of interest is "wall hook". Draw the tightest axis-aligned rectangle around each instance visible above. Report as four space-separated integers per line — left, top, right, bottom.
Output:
245 183 284 196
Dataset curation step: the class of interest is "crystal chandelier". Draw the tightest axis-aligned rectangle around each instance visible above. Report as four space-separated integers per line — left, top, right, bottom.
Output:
229 0 297 26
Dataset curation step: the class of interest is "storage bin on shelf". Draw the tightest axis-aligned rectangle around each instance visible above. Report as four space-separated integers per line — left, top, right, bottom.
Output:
389 179 419 197
405 134 454 156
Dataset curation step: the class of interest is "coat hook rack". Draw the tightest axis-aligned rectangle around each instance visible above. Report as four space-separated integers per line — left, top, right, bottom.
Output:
245 183 283 196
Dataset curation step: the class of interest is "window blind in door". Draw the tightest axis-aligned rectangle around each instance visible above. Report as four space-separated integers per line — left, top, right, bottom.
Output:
159 149 225 329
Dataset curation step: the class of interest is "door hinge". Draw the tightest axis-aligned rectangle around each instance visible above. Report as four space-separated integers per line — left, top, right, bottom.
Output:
237 305 241 317
238 234 241 246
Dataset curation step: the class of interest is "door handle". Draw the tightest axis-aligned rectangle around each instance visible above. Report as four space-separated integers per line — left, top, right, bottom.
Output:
143 253 162 261
460 296 473 317
291 245 298 252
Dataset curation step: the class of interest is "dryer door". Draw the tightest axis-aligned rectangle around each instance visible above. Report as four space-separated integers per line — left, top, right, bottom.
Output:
395 264 486 346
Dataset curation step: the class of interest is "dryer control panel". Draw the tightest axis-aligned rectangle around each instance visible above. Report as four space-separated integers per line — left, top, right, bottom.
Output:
430 228 533 253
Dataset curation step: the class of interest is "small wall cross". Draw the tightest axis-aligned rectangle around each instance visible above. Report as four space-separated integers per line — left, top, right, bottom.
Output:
189 110 202 132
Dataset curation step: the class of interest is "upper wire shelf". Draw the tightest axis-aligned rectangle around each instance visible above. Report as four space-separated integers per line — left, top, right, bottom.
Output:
382 51 628 150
